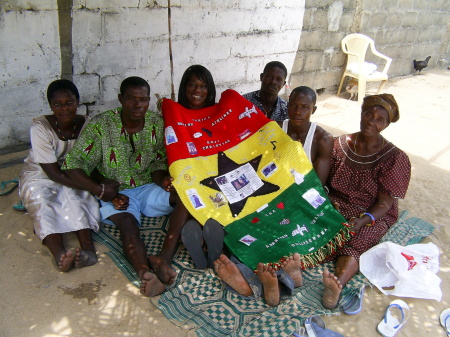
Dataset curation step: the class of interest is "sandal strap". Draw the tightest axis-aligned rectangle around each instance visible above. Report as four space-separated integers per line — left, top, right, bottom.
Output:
384 303 405 329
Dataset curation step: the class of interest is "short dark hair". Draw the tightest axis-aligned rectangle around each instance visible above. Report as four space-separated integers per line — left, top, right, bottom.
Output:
290 86 317 105
263 61 288 79
120 76 150 96
178 65 216 109
46 79 80 104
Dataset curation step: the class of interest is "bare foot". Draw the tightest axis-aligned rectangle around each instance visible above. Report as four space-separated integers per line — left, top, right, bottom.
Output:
257 263 280 306
74 248 98 268
148 255 177 285
140 270 166 297
281 253 303 287
58 250 75 272
322 268 342 309
213 254 252 297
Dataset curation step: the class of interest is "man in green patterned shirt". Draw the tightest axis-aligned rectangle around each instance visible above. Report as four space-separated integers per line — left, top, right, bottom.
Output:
64 77 185 296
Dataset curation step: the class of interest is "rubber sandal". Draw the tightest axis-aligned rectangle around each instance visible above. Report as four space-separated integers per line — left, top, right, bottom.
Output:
343 286 365 315
440 308 450 336
181 219 207 269
291 326 307 337
304 315 343 337
13 200 26 211
0 178 19 196
377 300 410 337
203 218 224 268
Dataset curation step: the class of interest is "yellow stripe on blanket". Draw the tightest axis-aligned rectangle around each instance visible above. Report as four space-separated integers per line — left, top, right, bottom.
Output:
169 121 313 226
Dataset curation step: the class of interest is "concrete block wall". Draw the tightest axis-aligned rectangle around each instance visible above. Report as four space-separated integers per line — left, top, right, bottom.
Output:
290 0 449 95
361 0 449 77
0 2 61 145
1 0 448 149
0 0 304 148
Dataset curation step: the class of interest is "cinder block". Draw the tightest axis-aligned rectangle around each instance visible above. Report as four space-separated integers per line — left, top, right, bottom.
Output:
401 12 418 27
104 9 168 43
194 36 233 61
250 8 288 32
386 13 402 27
289 71 316 89
298 30 324 50
312 10 329 30
2 0 56 10
362 1 381 11
245 57 268 81
73 74 101 104
304 52 325 72
84 0 140 10
72 9 102 46
84 42 138 76
314 0 339 7
366 12 388 29
208 58 248 84
405 28 420 43
326 32 346 49
292 54 305 72
397 0 415 10
302 8 316 30
418 28 436 42
339 12 354 31
280 7 306 31
330 49 346 67
1 11 59 51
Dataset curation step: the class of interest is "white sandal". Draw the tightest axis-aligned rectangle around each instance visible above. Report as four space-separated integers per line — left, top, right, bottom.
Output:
377 300 410 337
440 308 450 336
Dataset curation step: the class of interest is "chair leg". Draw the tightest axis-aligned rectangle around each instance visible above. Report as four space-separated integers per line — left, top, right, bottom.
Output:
337 75 346 95
357 78 366 104
376 80 387 94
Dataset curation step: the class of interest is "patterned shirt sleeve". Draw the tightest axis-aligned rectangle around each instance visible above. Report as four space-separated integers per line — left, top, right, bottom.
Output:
378 149 411 199
147 113 168 173
63 114 103 175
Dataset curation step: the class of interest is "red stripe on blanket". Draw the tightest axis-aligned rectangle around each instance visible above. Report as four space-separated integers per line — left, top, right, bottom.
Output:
162 89 268 165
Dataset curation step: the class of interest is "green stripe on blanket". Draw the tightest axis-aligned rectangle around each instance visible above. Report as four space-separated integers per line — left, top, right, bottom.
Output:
93 210 434 337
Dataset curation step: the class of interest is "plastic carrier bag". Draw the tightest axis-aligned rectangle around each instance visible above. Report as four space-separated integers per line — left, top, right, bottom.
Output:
360 241 442 301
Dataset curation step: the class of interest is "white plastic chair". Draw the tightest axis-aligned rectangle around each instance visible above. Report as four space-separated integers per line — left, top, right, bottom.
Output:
337 33 392 104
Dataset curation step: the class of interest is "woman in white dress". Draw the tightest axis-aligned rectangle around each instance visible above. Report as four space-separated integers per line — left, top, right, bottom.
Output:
19 79 100 272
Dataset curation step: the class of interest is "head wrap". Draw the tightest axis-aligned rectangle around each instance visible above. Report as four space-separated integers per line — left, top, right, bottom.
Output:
362 94 400 123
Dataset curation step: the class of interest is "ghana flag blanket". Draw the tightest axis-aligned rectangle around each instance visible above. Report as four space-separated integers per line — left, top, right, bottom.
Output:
162 89 350 270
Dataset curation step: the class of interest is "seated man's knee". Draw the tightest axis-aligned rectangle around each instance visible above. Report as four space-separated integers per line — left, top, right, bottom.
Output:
110 212 140 236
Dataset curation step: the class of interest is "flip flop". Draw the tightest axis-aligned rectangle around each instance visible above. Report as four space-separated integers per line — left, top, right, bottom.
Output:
181 219 207 269
377 300 410 337
203 218 224 268
304 315 344 337
343 286 365 315
13 200 26 211
440 308 450 336
0 178 19 196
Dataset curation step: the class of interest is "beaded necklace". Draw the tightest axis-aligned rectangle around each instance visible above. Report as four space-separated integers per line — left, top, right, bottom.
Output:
55 119 77 140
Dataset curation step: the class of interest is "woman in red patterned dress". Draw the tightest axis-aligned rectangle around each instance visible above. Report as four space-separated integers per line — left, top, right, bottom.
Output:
322 94 411 309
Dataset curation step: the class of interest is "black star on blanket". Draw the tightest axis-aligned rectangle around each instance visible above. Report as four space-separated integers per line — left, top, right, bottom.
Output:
200 151 279 217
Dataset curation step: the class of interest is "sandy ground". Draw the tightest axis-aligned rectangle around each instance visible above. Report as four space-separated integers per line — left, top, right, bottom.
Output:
0 69 449 337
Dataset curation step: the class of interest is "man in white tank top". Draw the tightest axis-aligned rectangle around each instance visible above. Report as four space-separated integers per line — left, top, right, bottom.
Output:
278 86 333 186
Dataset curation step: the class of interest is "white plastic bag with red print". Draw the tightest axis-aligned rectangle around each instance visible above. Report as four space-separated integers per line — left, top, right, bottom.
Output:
360 241 442 301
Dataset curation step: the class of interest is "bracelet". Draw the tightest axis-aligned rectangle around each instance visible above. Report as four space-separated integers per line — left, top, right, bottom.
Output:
97 183 105 199
323 185 329 195
360 212 376 226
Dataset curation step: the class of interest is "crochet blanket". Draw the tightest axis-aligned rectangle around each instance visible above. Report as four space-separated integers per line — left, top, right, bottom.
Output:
93 210 435 337
162 90 350 269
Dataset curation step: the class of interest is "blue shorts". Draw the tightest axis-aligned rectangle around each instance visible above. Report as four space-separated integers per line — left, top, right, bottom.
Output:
100 183 173 225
